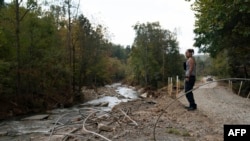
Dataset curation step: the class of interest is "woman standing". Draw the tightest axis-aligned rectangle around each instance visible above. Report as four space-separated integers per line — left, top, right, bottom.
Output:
185 49 197 111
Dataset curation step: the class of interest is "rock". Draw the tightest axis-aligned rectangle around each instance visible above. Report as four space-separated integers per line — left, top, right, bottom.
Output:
118 95 126 99
100 102 109 107
79 101 109 108
93 102 102 107
146 100 157 104
78 103 91 107
97 123 114 132
97 114 109 119
7 130 20 136
139 93 147 98
71 116 82 122
22 114 49 120
47 135 64 141
138 88 145 94
0 131 7 136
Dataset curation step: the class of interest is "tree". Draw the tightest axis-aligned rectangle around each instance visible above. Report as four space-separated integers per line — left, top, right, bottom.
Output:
128 22 182 87
0 0 4 7
192 0 250 75
191 0 250 96
0 0 130 118
12 0 37 95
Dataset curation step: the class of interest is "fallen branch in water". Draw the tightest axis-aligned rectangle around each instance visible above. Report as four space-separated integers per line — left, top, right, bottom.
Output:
82 111 112 141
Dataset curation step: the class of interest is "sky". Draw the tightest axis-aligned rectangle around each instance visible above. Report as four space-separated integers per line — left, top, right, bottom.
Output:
80 0 197 54
5 0 196 54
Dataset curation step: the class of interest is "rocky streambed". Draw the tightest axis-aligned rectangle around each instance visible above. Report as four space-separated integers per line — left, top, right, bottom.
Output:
0 83 139 141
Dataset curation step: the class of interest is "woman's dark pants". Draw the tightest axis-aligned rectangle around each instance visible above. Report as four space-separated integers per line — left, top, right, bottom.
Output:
185 76 197 108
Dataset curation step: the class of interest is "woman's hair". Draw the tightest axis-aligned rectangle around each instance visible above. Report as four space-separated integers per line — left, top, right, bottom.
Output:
187 49 194 54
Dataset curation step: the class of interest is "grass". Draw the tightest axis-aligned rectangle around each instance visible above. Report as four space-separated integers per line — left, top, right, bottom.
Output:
166 128 191 137
167 128 181 135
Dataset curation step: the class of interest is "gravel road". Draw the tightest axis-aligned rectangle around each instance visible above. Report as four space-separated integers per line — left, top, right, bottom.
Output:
179 77 250 134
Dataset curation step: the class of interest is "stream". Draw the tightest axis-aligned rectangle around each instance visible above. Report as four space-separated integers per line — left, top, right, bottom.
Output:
0 83 139 141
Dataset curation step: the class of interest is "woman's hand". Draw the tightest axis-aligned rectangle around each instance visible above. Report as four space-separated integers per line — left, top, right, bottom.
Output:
185 77 189 82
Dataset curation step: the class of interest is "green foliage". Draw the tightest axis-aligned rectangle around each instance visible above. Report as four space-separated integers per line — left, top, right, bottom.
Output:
195 55 213 77
0 1 130 113
210 51 230 78
0 0 132 119
72 14 128 86
192 0 250 72
110 44 130 63
107 57 126 81
127 22 183 87
192 0 250 96
0 60 15 95
166 127 191 137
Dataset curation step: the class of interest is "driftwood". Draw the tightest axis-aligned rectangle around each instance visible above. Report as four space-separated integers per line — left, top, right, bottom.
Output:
48 113 69 141
47 106 139 141
97 123 114 132
113 130 130 139
82 111 112 141
62 127 82 141
118 108 138 126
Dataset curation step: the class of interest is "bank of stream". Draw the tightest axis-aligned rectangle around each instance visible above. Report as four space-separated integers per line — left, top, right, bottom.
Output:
0 83 139 141
1 81 238 141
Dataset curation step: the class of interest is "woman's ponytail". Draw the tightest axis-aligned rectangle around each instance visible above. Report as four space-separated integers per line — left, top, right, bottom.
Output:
187 49 194 54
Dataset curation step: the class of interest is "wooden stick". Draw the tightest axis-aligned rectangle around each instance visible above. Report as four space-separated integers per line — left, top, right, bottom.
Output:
119 108 138 126
247 92 250 99
168 77 170 95
176 76 179 97
53 133 87 139
62 127 81 141
238 81 243 96
170 77 173 96
229 81 233 91
48 113 69 141
82 111 112 141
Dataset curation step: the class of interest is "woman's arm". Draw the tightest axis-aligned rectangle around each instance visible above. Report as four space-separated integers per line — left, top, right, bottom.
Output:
188 58 194 77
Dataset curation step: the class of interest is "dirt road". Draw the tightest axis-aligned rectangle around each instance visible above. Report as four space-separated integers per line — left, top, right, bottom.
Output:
180 78 250 123
179 78 250 136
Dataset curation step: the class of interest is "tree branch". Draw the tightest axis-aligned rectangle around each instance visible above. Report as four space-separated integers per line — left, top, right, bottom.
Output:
119 108 138 126
19 9 30 22
48 113 69 141
82 111 112 141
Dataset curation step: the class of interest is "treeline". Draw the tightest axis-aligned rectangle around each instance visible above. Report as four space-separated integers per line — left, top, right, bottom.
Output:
0 0 184 118
0 0 131 95
191 0 250 96
0 0 130 117
127 22 184 87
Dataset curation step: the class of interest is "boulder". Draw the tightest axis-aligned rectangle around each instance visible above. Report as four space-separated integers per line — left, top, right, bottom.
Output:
100 102 109 107
22 114 49 120
139 92 147 98
137 88 145 94
97 123 114 132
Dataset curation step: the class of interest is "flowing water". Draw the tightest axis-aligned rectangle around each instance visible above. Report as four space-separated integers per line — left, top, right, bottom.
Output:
0 83 138 141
